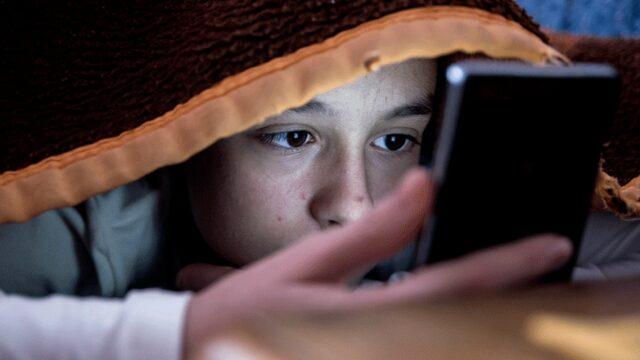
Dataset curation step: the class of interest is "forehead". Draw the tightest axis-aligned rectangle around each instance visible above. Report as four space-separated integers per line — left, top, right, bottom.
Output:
314 58 436 106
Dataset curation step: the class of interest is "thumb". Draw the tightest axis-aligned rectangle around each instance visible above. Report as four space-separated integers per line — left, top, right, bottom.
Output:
176 264 236 291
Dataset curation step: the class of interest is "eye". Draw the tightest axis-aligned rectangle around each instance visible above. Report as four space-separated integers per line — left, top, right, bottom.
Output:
372 134 418 152
259 130 314 149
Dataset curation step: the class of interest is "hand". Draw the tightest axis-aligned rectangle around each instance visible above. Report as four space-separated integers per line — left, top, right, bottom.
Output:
183 168 572 358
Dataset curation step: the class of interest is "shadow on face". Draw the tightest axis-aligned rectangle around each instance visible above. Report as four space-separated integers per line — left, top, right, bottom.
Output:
187 58 437 266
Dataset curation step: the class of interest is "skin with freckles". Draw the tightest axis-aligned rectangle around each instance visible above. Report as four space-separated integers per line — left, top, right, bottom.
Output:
188 58 437 266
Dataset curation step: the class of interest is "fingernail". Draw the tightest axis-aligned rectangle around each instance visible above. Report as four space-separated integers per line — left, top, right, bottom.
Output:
546 235 573 265
399 167 428 192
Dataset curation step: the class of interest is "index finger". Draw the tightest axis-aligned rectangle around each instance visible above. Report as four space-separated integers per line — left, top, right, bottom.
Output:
351 234 574 305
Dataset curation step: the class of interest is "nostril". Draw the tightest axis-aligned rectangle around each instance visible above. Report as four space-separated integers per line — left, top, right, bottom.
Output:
328 220 341 227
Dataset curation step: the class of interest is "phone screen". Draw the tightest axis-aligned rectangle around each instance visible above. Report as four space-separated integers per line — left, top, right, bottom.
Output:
414 61 618 282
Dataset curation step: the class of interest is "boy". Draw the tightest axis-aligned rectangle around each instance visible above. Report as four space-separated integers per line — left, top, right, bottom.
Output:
1 2 637 359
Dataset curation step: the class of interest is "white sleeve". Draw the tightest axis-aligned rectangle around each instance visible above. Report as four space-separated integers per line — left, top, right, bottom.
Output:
0 289 191 360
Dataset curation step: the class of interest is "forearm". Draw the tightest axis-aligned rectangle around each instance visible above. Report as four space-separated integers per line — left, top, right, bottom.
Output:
0 289 191 360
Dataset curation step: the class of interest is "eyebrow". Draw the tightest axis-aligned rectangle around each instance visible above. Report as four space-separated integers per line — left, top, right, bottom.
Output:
288 100 329 114
285 93 434 119
384 94 434 121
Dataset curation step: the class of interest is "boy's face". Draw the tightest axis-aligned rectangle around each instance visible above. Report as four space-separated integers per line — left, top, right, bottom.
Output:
188 58 436 265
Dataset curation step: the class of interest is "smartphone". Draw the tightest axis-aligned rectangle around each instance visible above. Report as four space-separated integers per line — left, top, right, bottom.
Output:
412 60 618 282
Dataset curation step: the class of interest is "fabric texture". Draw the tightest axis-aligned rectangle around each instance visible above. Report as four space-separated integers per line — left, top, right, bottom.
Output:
0 289 190 360
519 0 640 37
576 213 640 281
0 175 173 297
1 1 568 224
1 1 544 174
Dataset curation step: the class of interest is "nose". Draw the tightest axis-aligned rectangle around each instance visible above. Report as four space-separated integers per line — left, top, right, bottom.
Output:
309 155 373 229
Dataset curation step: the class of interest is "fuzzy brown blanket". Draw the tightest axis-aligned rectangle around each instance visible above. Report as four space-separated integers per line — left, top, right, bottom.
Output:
548 32 640 218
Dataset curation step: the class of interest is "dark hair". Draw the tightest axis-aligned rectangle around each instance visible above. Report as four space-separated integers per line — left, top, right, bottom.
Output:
165 164 233 276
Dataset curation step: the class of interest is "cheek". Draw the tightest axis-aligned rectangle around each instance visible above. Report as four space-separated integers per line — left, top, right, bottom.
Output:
366 151 420 201
240 174 319 261
199 156 319 264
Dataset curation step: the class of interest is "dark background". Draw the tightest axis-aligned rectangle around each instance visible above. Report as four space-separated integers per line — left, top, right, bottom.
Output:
518 0 640 37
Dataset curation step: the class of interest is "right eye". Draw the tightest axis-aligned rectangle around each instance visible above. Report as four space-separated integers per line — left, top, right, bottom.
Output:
372 134 419 152
259 131 314 149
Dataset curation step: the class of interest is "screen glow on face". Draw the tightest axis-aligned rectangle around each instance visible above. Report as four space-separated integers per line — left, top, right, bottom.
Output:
189 58 437 265
257 120 423 153
251 69 433 159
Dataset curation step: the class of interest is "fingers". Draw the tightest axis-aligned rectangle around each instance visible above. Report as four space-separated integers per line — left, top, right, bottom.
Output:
176 264 236 291
263 167 433 282
349 234 573 305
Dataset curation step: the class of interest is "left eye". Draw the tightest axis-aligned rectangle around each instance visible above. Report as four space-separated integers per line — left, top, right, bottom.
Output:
372 134 418 151
259 130 313 149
